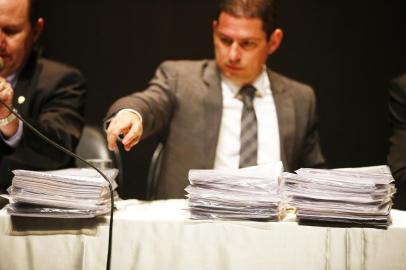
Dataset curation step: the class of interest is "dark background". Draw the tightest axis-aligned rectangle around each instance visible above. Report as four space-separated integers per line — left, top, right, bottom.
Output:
38 0 406 199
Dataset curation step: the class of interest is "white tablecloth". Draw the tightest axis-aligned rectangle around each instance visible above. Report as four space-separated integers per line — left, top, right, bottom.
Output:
1 199 406 270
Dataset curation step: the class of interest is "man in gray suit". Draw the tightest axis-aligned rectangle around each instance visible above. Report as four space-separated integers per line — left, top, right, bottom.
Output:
106 0 325 199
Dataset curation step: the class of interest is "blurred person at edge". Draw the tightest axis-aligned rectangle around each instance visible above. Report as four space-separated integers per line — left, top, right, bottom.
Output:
0 0 86 193
388 73 406 210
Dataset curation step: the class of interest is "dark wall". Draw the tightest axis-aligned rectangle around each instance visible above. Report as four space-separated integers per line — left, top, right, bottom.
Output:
38 0 406 198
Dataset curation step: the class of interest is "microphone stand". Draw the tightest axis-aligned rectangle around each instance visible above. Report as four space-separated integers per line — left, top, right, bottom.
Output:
0 99 114 270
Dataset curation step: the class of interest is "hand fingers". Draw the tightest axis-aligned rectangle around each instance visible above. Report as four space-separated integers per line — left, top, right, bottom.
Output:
122 124 142 151
0 85 11 98
0 80 13 105
122 119 141 144
0 78 6 89
107 131 118 151
106 117 127 150
0 78 10 90
123 137 138 151
106 111 142 151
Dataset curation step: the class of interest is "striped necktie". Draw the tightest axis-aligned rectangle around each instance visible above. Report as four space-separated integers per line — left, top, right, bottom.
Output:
239 85 258 168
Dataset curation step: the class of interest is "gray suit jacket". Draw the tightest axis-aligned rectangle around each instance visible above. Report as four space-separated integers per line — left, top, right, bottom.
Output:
108 60 325 198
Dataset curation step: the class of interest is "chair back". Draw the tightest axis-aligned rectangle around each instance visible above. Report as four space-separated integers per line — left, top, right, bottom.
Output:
146 143 164 200
75 125 124 188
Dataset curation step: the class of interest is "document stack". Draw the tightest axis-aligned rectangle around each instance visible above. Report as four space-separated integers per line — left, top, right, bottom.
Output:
6 168 118 218
185 163 283 221
281 166 395 228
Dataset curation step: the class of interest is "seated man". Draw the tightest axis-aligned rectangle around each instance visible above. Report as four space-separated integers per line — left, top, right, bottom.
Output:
106 0 325 199
0 0 86 193
388 73 406 209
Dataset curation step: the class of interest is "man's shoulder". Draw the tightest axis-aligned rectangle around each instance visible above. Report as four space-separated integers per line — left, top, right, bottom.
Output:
32 57 85 88
158 59 215 73
17 54 85 90
37 58 83 77
268 69 315 97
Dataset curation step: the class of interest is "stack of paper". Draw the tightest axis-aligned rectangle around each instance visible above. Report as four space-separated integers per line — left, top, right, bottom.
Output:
281 166 396 228
185 163 283 221
6 168 118 218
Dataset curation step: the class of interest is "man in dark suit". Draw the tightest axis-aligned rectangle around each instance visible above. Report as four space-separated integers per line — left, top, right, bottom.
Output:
106 0 325 199
388 73 406 209
0 0 86 192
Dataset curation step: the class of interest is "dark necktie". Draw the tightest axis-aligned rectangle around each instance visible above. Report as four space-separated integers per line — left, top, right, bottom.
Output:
239 85 258 168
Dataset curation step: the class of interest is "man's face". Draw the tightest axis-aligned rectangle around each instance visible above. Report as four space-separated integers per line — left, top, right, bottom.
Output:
213 12 273 86
0 0 41 77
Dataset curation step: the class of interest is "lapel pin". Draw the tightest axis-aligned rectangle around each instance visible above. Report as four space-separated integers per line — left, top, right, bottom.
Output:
17 96 26 104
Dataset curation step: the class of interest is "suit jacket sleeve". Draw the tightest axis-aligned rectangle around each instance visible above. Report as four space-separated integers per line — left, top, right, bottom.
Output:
106 61 177 139
0 135 14 155
388 75 406 209
299 88 325 169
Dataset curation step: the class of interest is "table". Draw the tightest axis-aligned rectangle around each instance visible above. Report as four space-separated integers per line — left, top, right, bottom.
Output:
1 199 406 270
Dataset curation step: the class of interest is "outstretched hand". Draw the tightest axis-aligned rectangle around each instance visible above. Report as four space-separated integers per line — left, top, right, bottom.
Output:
106 110 143 152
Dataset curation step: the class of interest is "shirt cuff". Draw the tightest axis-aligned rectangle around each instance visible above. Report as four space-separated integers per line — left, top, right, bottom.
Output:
117 109 143 122
104 109 143 131
1 120 23 148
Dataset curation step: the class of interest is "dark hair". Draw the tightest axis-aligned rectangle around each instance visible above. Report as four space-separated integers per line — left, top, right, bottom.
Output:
217 0 278 38
28 0 40 26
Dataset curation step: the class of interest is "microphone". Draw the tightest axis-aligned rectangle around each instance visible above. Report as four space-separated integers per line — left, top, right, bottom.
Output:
0 60 114 270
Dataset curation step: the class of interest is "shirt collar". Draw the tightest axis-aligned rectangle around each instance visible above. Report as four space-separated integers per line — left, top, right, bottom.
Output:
6 73 18 88
221 66 271 98
252 66 271 97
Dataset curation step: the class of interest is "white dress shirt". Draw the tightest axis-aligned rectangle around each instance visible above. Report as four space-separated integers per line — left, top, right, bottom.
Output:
214 67 281 169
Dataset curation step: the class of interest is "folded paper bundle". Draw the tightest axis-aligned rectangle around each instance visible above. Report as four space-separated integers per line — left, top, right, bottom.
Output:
281 165 396 228
185 163 284 221
6 168 118 218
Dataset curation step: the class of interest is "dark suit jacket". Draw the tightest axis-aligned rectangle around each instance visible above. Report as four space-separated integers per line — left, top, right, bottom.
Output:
108 60 325 199
0 51 86 192
388 73 406 209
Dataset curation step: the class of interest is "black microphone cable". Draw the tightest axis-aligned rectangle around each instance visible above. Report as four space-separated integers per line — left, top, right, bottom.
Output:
0 99 114 270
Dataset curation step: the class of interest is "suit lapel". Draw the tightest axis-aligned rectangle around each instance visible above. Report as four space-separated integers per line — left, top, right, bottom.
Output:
200 64 297 170
202 61 223 168
13 52 39 116
268 70 296 172
14 76 31 116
